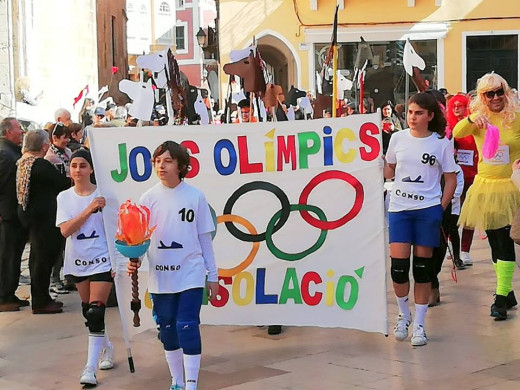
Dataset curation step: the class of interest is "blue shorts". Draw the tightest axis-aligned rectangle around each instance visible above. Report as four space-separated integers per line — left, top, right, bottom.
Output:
388 204 443 247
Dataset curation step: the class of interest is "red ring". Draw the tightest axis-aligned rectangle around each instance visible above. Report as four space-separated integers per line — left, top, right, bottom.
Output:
298 170 364 230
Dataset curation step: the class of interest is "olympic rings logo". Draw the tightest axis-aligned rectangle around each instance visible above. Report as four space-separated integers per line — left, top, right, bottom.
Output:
216 170 364 277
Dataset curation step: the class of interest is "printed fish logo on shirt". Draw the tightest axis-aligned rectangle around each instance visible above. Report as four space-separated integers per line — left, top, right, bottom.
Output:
77 231 100 240
158 240 184 249
401 175 424 183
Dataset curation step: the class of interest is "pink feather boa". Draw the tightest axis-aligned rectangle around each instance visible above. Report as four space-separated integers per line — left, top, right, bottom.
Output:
482 124 500 159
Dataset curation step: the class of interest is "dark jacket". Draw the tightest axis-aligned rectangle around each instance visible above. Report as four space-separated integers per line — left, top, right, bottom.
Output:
0 137 22 220
17 158 71 227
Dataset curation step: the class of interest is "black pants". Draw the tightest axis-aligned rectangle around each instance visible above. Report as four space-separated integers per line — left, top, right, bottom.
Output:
431 205 459 289
486 226 515 263
0 218 28 303
27 222 64 307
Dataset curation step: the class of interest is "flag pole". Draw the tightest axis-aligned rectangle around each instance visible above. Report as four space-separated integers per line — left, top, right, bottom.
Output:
331 5 339 118
332 45 338 118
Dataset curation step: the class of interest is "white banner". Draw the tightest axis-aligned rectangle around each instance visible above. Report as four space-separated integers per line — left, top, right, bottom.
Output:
89 114 388 335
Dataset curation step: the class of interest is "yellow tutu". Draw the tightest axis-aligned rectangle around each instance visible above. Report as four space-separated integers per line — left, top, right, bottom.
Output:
459 176 520 230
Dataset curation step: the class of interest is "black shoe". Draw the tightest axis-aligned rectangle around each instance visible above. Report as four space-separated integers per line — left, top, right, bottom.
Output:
267 325 282 335
11 296 30 307
454 258 466 270
491 295 507 321
63 279 77 291
32 302 63 314
507 291 517 309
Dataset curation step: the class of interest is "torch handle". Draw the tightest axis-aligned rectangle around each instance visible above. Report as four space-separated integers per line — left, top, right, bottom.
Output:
130 257 141 327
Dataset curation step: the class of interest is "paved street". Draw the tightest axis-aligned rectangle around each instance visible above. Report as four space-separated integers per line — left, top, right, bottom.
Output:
2 237 520 390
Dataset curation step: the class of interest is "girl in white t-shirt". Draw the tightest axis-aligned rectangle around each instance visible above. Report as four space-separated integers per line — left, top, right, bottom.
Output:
127 141 218 390
55 149 114 386
384 92 458 346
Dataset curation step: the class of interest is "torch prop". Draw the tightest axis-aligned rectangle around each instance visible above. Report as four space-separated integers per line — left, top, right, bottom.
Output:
114 200 155 328
115 240 150 326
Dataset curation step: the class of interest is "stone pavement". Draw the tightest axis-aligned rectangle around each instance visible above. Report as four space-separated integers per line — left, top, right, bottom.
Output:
2 238 520 390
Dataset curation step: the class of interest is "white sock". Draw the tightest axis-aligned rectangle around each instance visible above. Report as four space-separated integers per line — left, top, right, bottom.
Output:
86 333 105 369
414 303 428 328
104 329 112 348
396 295 411 319
183 354 201 390
165 349 184 387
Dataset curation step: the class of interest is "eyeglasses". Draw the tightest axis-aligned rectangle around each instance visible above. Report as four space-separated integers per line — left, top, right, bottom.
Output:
484 88 505 99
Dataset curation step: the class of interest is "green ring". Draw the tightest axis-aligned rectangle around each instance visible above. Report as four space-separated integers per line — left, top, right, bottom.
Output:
265 204 327 261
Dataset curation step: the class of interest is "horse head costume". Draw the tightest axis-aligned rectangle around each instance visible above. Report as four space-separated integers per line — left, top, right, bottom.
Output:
223 51 266 94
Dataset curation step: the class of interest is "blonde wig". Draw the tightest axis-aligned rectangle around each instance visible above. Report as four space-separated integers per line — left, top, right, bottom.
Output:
470 72 518 128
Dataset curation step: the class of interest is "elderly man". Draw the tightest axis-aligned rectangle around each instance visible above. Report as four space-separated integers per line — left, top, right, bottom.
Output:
54 108 72 127
0 117 28 311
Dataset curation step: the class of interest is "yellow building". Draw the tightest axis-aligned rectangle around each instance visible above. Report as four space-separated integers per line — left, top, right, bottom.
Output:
219 0 520 107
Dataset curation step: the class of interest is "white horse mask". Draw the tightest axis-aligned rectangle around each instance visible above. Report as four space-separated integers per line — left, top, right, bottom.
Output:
403 40 425 76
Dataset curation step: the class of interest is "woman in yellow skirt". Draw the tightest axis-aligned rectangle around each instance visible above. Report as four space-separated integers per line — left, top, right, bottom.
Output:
453 72 520 320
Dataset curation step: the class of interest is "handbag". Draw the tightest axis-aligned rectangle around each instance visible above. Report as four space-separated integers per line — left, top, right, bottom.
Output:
510 208 520 244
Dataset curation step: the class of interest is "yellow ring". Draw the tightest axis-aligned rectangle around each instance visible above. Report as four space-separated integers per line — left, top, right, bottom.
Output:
217 214 260 277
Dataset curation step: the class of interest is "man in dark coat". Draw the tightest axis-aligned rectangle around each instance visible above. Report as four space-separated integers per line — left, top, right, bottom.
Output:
0 117 28 311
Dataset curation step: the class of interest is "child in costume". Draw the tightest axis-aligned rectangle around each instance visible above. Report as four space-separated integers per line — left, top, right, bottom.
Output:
384 92 458 346
450 94 479 266
127 141 218 390
56 149 114 386
453 72 520 321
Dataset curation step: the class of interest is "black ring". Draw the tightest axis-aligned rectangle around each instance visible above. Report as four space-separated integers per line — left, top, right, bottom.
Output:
223 181 291 242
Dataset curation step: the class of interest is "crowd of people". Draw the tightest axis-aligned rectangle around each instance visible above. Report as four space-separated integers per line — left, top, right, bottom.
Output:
1 71 520 388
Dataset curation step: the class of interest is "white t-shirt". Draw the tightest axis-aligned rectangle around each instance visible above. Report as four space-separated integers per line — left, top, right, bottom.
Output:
140 181 216 294
56 188 111 277
386 129 458 212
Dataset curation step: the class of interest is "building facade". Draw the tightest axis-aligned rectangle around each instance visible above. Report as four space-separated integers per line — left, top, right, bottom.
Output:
219 0 520 107
0 0 127 122
126 0 218 100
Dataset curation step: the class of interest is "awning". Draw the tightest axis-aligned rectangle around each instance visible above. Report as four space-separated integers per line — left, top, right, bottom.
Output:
305 22 449 43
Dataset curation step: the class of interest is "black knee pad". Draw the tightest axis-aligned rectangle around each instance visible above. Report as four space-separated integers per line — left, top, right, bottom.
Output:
85 301 106 334
391 257 410 284
413 256 432 283
82 302 89 322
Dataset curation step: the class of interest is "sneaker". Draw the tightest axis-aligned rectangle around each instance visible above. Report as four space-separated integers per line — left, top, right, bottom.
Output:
99 344 114 370
80 365 97 387
461 251 473 266
393 314 411 341
169 385 184 390
490 295 507 321
454 258 466 270
507 291 518 309
411 325 428 346
50 282 69 295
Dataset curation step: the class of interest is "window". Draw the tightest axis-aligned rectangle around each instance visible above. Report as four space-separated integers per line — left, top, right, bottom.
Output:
466 35 518 91
176 25 186 51
159 2 170 13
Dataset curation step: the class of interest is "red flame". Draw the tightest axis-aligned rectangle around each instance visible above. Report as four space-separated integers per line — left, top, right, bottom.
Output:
115 200 155 245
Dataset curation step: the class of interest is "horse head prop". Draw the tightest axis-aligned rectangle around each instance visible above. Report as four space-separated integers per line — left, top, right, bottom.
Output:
223 51 266 94
403 40 428 92
286 86 306 107
263 83 285 109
